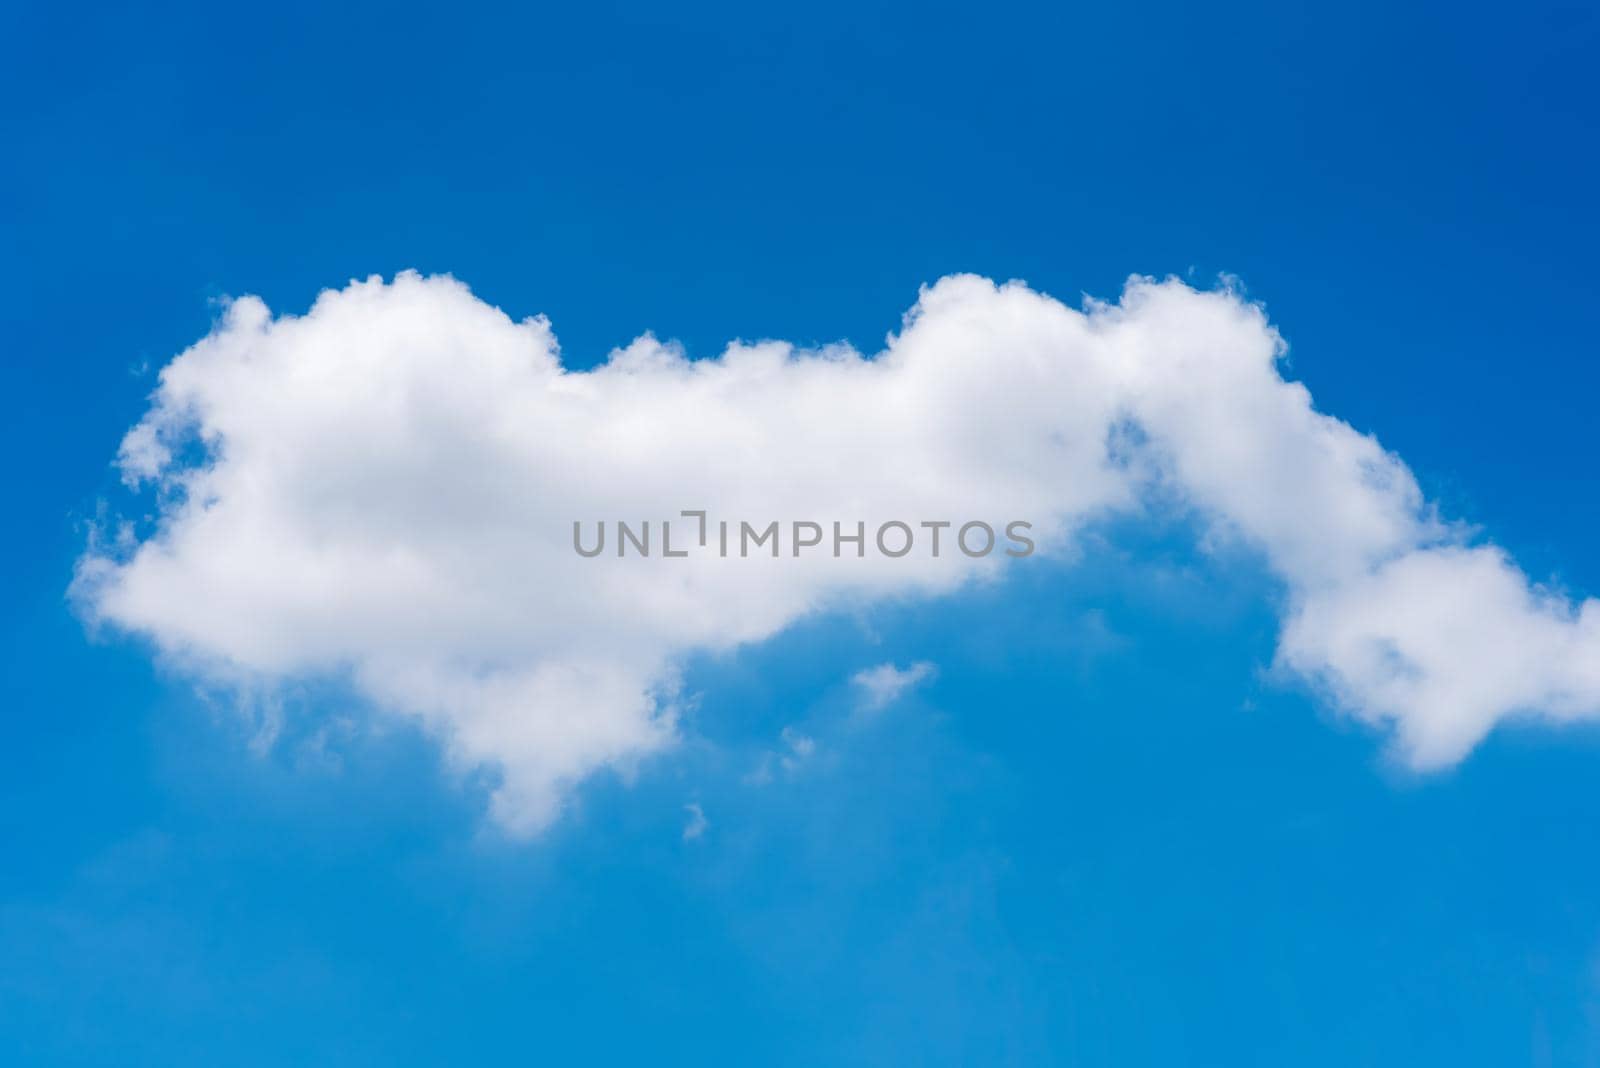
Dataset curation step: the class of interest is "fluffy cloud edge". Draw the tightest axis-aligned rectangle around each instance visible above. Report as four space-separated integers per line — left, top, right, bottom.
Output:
72 270 1600 833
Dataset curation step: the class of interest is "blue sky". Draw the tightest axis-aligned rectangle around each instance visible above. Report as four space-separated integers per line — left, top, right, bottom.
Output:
4 1 1600 1064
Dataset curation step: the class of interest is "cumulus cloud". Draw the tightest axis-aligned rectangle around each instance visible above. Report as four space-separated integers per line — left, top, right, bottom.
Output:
853 661 938 713
74 271 1600 833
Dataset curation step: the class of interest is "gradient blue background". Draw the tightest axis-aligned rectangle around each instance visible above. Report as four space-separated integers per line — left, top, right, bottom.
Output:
4 1 1600 1063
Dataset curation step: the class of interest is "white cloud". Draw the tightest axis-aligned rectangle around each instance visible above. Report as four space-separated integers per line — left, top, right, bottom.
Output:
779 726 816 771
853 661 937 713
744 726 817 786
682 802 707 841
74 271 1600 833
742 757 774 788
